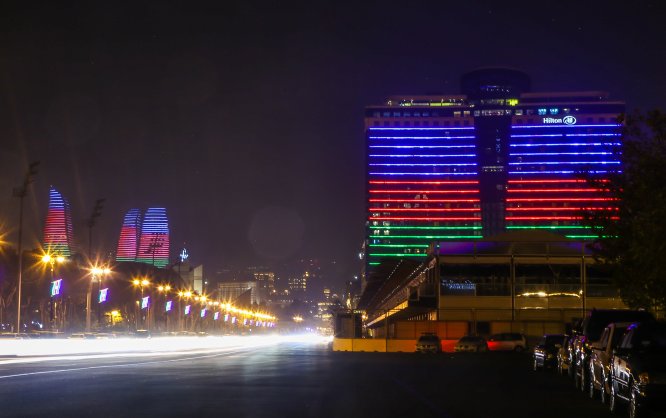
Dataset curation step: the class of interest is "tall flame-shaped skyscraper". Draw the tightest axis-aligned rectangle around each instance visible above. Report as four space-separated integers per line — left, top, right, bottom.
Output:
43 186 75 257
116 207 170 268
116 208 142 262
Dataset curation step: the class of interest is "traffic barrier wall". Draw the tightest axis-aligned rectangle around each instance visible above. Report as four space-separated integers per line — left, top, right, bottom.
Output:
331 338 460 353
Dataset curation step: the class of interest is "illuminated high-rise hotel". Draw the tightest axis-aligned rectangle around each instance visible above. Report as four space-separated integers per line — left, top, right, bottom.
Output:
43 186 75 257
116 207 170 268
365 68 623 267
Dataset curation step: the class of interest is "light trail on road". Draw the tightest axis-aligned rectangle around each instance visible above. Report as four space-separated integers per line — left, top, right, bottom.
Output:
0 334 331 366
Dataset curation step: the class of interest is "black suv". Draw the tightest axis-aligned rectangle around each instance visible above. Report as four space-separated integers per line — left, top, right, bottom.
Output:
569 309 654 391
609 321 666 417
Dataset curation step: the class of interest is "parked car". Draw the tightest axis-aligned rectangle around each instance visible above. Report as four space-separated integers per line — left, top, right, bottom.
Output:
415 333 442 354
557 334 572 376
569 309 654 391
587 322 632 402
454 335 488 352
487 333 527 352
609 321 666 417
533 334 566 371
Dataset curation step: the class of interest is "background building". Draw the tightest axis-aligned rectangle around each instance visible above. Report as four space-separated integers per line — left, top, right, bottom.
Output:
116 207 170 268
249 267 275 304
218 281 259 307
43 186 75 257
364 68 623 268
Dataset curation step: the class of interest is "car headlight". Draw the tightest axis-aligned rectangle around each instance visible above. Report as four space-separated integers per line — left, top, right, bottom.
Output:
638 372 649 385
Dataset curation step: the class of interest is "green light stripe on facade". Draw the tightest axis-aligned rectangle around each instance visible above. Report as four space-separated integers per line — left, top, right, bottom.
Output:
507 226 591 230
368 244 430 248
368 262 381 266
368 253 427 257
370 226 482 230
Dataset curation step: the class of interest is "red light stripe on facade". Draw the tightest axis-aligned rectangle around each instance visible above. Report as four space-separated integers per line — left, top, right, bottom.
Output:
369 199 480 203
506 189 604 193
369 208 480 212
506 207 617 211
508 179 610 184
506 198 616 202
369 190 479 194
369 180 478 185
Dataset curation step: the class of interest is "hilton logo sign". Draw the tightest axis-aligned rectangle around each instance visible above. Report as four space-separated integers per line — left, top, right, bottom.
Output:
543 115 577 125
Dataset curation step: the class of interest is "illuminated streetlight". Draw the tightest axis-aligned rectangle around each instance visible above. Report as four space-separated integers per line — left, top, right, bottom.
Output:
87 264 112 332
41 251 66 331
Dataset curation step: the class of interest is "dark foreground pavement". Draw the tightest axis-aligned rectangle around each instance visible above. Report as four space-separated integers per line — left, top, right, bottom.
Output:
0 342 619 418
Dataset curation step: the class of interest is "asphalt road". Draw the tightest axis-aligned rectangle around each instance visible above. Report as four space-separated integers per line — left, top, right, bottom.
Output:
0 341 620 418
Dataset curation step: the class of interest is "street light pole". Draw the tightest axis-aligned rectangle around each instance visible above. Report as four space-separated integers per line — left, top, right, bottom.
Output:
13 161 39 333
87 266 111 332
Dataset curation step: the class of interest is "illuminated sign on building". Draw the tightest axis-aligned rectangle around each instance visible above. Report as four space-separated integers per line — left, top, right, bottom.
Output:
184 305 191 315
141 296 150 309
165 300 173 312
51 279 62 297
543 116 577 125
99 288 109 303
179 248 189 262
200 308 206 318
214 312 220 320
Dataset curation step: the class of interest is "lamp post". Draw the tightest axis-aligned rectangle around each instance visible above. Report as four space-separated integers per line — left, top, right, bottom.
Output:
178 290 192 331
42 252 66 330
13 161 39 333
156 285 171 331
132 278 150 330
87 266 111 332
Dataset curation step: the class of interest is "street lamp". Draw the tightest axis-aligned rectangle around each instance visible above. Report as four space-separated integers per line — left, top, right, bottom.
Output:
13 161 39 333
41 251 66 330
87 265 112 332
156 285 171 331
132 278 150 330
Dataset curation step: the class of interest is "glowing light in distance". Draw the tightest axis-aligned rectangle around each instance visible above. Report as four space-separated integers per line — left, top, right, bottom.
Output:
165 301 173 312
141 297 150 309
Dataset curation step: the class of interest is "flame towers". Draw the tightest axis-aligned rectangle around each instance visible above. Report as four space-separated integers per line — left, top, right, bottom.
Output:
116 207 170 268
43 186 74 257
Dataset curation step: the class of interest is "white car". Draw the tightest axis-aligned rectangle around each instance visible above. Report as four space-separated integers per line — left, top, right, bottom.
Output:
487 333 527 352
415 334 442 353
454 335 488 352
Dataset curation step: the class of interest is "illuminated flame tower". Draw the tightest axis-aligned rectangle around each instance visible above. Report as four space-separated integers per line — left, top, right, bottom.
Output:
116 207 170 268
43 186 74 257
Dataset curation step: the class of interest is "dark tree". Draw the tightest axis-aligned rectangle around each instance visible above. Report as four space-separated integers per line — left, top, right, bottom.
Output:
585 110 666 310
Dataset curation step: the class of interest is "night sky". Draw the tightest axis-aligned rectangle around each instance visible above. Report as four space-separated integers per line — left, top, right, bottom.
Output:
1 1 665 287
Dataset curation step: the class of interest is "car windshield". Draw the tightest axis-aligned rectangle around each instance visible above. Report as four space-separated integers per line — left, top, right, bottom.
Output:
419 336 439 342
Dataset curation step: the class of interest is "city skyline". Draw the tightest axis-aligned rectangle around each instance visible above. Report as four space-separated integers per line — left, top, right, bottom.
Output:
1 2 664 289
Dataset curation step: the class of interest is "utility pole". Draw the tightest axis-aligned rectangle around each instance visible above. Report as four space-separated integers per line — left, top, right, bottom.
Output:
87 198 106 259
12 161 39 334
